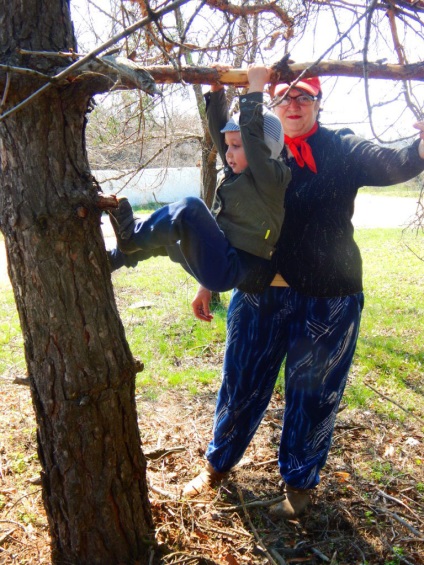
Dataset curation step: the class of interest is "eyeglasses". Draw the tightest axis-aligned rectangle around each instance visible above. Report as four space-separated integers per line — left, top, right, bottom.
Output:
277 94 318 107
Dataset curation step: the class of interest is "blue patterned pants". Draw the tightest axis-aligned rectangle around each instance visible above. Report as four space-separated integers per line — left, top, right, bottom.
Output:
206 287 364 489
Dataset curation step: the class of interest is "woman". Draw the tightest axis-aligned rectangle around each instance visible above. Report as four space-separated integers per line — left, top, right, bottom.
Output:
185 76 424 519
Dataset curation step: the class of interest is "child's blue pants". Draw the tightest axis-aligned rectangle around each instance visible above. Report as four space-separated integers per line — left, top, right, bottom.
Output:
206 286 364 489
118 197 263 292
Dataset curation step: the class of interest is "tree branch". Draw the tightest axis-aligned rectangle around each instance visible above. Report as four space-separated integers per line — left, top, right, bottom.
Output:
0 0 191 123
103 60 424 86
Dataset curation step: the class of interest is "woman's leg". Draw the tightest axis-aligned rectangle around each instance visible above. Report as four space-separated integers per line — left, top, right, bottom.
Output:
279 292 364 490
206 287 293 473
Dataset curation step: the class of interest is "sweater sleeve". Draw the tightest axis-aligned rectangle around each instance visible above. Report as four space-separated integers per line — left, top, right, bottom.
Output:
239 92 290 192
341 129 424 187
204 89 229 165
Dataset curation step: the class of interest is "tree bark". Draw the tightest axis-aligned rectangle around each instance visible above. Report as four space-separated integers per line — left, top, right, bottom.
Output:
0 2 155 563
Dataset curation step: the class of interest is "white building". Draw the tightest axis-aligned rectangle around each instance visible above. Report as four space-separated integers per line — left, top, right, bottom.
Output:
94 168 201 206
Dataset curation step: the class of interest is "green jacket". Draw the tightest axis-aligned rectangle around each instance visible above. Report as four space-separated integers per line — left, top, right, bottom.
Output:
206 90 291 260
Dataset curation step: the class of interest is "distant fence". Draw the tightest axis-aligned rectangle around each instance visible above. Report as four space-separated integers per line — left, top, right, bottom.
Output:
94 168 201 206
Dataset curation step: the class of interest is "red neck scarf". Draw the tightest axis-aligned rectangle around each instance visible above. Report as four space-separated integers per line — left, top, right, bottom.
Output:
284 122 319 173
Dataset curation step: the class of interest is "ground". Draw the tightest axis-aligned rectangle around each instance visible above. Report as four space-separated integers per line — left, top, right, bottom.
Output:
0 375 423 564
0 195 423 563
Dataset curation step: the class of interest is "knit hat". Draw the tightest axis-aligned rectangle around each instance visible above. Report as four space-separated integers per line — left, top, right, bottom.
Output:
274 77 321 97
220 108 284 159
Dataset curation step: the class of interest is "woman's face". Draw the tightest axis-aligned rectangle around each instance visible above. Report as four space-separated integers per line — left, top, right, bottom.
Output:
274 88 321 138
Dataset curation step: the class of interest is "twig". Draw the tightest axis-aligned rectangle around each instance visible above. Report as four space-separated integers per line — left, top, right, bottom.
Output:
269 0 386 109
0 0 190 123
145 445 186 460
364 381 424 426
311 547 331 562
385 510 424 539
201 525 250 539
370 500 424 538
17 49 84 59
0 72 11 109
237 486 283 565
0 64 54 81
4 489 42 517
376 488 424 525
161 551 216 564
269 548 287 565
217 494 286 512
0 529 16 544
329 550 338 565
0 520 26 531
248 457 279 468
148 483 180 500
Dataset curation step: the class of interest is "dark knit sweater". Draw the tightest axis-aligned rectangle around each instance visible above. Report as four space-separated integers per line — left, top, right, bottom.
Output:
238 125 424 297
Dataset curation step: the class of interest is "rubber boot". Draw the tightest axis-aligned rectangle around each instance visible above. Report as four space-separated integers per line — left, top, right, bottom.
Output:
182 462 228 498
269 484 312 519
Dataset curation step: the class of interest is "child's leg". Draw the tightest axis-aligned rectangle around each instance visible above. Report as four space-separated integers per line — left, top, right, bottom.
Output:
110 196 251 291
106 247 167 273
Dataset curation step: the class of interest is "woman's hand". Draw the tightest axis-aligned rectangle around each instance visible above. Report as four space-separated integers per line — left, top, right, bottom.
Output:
191 285 214 322
413 121 424 159
210 63 232 92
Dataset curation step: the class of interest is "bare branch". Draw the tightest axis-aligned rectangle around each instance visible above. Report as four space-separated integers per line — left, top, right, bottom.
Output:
204 0 294 39
0 72 11 109
105 61 424 87
0 0 191 123
364 381 424 426
0 64 57 81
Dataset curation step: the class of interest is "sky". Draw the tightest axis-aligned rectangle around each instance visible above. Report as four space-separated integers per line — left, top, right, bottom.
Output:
69 0 424 144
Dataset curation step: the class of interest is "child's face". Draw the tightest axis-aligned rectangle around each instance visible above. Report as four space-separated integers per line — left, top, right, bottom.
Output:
225 131 248 174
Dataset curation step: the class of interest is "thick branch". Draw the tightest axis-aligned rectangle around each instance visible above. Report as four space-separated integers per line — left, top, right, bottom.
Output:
122 60 424 85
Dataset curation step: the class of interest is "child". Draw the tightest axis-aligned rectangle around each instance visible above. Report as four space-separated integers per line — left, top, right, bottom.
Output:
107 66 291 292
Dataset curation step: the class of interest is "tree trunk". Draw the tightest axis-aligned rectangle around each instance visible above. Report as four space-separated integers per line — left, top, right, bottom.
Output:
0 2 155 563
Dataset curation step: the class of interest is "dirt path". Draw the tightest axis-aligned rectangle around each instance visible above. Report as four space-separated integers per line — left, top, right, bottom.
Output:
0 195 420 288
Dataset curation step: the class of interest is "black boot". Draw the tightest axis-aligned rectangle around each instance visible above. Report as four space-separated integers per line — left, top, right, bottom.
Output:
108 197 136 250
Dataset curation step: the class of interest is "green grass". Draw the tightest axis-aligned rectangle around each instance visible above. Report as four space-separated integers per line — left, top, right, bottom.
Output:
0 284 25 377
111 257 230 398
1 227 423 425
346 228 424 423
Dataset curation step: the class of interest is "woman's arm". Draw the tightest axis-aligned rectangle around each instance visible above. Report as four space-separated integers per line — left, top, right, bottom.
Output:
413 121 424 159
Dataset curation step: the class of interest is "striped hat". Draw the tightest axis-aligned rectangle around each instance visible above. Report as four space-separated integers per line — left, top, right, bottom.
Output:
220 108 284 159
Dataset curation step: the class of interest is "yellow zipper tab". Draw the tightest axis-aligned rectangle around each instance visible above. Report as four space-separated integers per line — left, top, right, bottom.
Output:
265 229 270 240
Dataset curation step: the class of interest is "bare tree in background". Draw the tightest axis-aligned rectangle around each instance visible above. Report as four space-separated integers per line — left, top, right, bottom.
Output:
80 0 423 206
0 1 423 563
